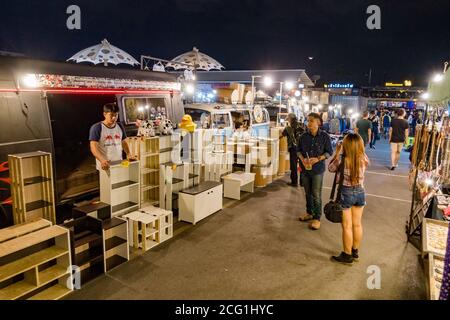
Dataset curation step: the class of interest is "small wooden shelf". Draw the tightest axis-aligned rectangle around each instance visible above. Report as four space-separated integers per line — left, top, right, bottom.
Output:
138 228 158 236
141 168 159 174
38 265 68 286
9 151 56 224
27 284 72 300
160 147 173 153
0 246 68 282
0 219 52 244
112 180 139 190
112 202 138 214
105 236 127 252
23 176 51 186
75 250 104 267
142 200 159 207
102 217 126 230
0 279 36 300
0 221 72 300
142 184 159 192
74 232 103 248
141 152 159 157
25 200 52 212
105 255 127 271
172 178 184 184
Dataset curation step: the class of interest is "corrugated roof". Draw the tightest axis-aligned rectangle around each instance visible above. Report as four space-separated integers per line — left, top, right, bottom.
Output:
173 69 314 87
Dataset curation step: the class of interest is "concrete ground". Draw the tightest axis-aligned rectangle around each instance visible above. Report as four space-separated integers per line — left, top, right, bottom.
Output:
67 138 426 300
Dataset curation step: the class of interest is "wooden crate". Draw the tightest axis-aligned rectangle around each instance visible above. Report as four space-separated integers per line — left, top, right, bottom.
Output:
0 221 73 300
9 151 56 225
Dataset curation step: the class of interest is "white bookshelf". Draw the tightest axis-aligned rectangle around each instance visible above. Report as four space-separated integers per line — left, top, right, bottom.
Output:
100 160 140 217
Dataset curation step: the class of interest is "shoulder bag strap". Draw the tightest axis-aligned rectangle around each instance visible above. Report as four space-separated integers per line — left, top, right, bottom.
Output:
335 154 346 201
329 155 344 200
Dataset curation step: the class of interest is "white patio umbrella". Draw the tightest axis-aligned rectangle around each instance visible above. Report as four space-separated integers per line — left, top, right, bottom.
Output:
166 47 224 71
67 39 140 66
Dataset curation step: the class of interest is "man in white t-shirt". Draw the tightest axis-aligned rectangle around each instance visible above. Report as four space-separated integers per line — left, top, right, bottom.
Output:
89 103 132 170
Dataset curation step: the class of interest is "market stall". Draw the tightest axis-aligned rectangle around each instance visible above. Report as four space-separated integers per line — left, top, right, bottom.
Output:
407 65 450 300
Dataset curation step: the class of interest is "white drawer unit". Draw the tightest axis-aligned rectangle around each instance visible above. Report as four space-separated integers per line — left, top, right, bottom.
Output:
178 181 223 225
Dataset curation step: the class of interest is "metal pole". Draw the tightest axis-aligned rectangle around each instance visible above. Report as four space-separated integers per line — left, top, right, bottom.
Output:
251 76 255 105
279 82 283 114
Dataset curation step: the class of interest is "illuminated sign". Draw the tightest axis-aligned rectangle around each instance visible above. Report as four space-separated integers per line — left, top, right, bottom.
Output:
324 83 354 89
385 80 413 87
24 74 181 91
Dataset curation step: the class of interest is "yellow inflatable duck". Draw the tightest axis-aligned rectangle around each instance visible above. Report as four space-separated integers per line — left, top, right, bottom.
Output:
179 114 197 133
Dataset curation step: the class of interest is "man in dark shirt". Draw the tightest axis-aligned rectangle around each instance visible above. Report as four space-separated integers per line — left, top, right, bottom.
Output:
355 111 372 147
282 113 305 186
297 113 333 230
389 108 409 170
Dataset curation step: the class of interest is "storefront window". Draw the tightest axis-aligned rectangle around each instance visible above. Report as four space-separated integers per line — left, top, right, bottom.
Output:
122 97 167 124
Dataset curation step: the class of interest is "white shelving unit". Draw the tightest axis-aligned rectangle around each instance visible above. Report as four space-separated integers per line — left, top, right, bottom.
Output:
128 136 160 208
101 217 129 272
8 151 56 225
0 219 73 300
99 160 140 217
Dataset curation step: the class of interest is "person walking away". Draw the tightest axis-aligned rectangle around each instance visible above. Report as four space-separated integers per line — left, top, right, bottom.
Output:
389 108 409 171
328 133 369 264
382 111 391 139
297 113 333 230
369 110 380 149
282 113 305 186
89 103 133 171
355 111 372 147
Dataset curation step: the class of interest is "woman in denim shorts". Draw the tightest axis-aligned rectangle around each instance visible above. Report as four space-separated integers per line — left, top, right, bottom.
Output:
328 133 369 265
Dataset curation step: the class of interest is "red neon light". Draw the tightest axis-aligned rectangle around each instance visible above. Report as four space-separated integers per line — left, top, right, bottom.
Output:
0 88 179 95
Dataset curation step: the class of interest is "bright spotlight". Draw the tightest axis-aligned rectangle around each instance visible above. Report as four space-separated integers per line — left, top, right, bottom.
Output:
421 92 430 100
22 74 39 88
433 74 444 83
185 84 195 95
285 81 294 90
263 76 273 87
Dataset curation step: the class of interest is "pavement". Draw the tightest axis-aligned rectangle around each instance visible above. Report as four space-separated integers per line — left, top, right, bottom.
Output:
67 138 426 300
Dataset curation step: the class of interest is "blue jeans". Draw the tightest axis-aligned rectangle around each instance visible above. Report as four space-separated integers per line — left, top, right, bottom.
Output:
340 186 366 209
301 172 324 220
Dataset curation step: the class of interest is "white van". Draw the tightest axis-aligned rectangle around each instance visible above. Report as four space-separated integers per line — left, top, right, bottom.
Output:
183 103 271 138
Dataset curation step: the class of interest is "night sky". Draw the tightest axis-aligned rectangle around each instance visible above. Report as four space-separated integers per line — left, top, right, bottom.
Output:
1 0 449 86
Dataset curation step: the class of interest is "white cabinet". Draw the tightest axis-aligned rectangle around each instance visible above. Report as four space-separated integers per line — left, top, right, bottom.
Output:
178 182 223 225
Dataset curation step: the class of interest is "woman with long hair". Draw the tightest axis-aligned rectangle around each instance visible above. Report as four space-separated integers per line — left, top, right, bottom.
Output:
328 133 370 264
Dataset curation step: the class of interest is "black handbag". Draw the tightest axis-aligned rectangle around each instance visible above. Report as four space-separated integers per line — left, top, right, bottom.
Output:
324 155 345 223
